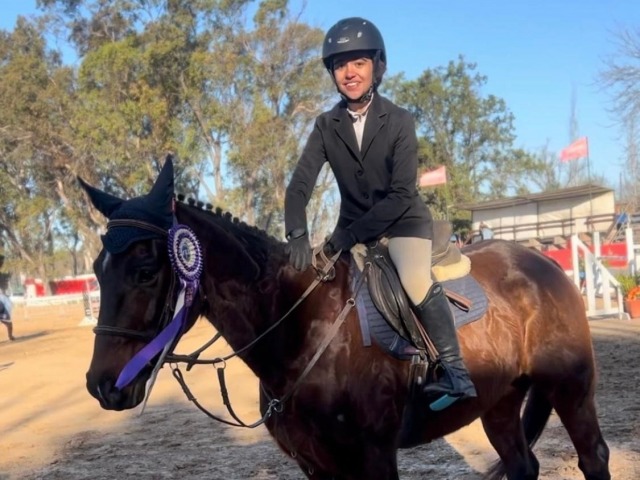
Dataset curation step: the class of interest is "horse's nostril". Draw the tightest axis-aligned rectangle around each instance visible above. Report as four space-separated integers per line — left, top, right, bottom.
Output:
90 377 119 409
95 384 106 404
105 381 121 402
88 367 148 410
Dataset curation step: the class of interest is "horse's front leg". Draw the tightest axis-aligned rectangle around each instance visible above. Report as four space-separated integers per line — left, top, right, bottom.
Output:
309 446 400 480
357 447 400 480
294 448 400 480
300 460 400 480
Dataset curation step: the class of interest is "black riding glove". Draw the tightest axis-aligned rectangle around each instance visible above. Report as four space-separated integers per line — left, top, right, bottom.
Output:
285 229 313 271
328 228 357 254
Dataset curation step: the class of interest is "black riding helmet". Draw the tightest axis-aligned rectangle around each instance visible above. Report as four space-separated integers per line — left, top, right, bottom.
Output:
322 17 387 90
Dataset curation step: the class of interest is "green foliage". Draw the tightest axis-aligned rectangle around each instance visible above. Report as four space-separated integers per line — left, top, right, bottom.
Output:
0 17 80 283
615 273 640 297
1 0 335 281
387 56 548 222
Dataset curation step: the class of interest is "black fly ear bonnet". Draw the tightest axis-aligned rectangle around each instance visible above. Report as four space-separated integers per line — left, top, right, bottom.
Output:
78 156 175 253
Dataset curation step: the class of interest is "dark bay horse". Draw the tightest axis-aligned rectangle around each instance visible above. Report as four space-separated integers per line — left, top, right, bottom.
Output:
82 159 610 480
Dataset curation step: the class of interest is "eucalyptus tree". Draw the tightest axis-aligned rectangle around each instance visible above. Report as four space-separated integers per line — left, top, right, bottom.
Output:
41 0 335 239
221 1 334 234
0 17 80 280
158 0 334 235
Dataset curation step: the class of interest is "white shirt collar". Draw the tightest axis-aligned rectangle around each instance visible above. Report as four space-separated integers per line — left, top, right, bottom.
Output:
346 95 374 122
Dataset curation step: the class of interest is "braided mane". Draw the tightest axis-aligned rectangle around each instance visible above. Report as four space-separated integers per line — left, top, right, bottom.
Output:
175 194 284 273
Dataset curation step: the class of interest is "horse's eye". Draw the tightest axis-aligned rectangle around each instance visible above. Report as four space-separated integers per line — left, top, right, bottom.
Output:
136 268 157 285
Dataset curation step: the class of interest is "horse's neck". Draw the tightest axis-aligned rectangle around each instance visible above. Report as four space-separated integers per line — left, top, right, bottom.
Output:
176 204 288 374
199 251 288 379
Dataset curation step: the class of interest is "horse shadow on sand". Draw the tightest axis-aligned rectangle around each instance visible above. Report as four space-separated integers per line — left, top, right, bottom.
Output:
0 361 14 372
21 397 484 480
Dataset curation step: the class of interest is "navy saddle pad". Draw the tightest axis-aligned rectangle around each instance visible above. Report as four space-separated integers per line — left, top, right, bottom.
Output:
351 264 488 360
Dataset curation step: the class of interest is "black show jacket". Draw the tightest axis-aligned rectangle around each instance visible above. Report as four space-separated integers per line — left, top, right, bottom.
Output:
285 94 433 243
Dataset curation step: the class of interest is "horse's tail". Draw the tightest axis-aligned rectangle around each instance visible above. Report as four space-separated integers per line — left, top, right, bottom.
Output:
484 386 553 480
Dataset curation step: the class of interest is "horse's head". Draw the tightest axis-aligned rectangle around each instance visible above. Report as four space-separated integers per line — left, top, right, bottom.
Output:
80 157 198 410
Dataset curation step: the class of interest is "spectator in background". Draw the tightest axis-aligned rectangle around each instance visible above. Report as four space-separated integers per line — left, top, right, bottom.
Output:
0 288 14 341
480 222 494 240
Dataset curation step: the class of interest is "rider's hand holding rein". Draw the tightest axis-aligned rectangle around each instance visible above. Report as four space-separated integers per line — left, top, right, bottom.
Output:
285 228 312 271
327 227 357 254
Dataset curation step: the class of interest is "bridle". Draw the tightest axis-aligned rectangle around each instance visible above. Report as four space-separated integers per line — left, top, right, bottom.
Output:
92 219 180 344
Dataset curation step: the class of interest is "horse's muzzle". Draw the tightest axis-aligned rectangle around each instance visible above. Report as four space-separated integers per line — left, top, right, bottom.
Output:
86 372 145 411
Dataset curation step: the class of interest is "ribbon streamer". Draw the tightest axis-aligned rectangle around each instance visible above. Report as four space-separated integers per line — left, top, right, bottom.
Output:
115 224 202 391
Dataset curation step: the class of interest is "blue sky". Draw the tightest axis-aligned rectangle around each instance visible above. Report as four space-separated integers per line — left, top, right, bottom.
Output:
2 0 638 190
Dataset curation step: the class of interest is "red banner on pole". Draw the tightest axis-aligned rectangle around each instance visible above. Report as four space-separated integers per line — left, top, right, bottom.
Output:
419 165 447 187
559 137 589 162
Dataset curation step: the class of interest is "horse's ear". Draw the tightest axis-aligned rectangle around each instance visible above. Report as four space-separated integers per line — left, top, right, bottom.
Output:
77 176 124 218
147 155 174 210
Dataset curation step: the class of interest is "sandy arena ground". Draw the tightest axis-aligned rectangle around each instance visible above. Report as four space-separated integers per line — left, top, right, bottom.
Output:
0 300 639 480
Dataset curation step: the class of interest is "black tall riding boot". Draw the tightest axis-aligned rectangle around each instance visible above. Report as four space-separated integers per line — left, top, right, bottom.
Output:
413 282 477 411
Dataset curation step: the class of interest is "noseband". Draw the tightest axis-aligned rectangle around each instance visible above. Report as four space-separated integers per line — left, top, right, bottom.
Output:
92 219 179 343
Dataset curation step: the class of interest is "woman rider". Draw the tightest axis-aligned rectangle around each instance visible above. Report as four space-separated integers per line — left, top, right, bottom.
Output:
284 17 476 410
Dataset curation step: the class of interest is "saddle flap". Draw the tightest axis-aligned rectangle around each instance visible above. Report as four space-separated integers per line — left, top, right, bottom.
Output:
358 241 477 349
364 248 415 342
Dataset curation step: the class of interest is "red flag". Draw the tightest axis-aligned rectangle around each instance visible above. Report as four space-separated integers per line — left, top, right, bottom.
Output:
559 137 589 162
419 165 447 187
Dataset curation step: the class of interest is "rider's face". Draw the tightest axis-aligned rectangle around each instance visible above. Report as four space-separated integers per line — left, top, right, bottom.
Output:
332 54 374 102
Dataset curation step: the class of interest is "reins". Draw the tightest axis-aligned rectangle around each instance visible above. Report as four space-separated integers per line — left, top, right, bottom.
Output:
169 249 370 428
166 247 338 366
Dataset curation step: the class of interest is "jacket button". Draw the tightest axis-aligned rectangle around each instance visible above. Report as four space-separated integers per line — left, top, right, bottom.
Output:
363 193 370 199
357 170 364 176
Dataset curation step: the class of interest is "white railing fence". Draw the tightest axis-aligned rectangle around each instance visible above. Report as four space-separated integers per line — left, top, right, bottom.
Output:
570 233 628 320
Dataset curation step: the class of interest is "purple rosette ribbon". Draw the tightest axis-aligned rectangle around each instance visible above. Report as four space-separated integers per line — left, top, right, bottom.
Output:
115 224 203 390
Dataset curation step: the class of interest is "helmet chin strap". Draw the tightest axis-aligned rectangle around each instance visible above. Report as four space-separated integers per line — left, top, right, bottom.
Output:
338 84 376 103
339 84 375 105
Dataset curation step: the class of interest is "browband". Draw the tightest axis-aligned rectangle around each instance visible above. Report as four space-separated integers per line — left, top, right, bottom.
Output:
107 219 168 237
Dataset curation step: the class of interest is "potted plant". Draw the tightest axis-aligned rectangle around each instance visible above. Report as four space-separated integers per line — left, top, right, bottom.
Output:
617 273 640 317
616 274 638 316
625 285 640 318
